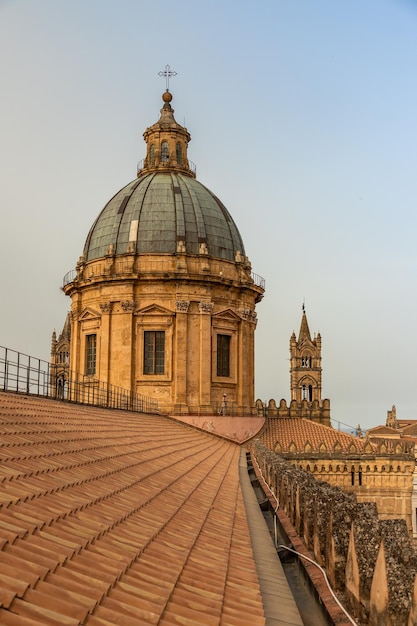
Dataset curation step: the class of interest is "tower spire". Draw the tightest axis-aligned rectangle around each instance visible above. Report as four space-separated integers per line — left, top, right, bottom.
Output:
298 306 311 342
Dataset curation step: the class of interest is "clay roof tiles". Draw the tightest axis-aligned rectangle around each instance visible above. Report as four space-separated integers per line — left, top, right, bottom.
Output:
0 392 272 626
261 417 373 454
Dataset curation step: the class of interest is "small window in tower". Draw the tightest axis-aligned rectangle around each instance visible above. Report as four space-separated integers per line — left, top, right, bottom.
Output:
302 384 307 400
176 143 182 164
144 331 165 374
217 334 231 377
301 356 310 368
150 144 155 165
86 334 97 376
59 351 69 364
161 141 169 162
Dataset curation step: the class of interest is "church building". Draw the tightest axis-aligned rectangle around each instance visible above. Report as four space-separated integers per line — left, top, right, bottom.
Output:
61 86 265 415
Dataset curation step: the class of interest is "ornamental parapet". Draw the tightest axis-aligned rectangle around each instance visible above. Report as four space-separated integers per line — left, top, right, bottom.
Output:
62 254 265 295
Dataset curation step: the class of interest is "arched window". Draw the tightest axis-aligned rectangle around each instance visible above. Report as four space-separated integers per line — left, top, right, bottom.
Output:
150 144 155 165
161 141 169 162
302 384 312 401
176 143 182 164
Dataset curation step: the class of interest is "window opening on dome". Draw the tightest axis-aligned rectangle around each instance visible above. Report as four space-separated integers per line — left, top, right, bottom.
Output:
161 141 169 163
85 334 97 376
144 331 165 374
128 220 139 243
176 143 182 164
150 144 155 165
217 334 230 377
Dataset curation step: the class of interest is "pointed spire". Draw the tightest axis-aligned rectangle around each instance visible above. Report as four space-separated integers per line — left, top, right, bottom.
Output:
298 306 311 342
50 330 57 357
59 312 71 342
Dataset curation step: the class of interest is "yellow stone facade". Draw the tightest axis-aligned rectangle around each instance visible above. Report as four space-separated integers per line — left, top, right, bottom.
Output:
291 453 414 532
62 91 264 414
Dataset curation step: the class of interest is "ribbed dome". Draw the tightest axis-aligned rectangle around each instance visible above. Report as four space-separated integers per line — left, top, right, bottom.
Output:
83 171 246 262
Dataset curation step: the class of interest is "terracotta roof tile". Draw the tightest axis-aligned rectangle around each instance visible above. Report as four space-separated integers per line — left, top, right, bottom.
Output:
0 609 49 625
261 416 371 454
0 392 270 625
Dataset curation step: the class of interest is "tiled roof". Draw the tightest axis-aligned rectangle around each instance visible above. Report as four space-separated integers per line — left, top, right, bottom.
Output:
401 423 417 437
397 419 417 428
261 417 373 454
169 415 265 443
366 425 402 437
0 392 269 625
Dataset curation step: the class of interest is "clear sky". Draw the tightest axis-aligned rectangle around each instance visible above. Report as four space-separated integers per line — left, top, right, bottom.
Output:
1 0 417 430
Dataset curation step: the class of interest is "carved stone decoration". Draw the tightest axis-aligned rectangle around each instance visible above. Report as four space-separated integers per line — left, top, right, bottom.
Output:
121 301 136 312
176 300 190 313
99 302 113 314
199 302 214 314
239 308 257 323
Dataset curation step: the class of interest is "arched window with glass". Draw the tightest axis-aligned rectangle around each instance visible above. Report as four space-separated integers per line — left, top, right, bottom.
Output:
161 141 169 162
176 142 182 164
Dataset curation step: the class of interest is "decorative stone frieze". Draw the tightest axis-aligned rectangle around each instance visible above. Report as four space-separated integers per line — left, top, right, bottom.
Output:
121 301 136 312
176 300 190 312
238 307 257 322
99 302 113 313
199 302 213 314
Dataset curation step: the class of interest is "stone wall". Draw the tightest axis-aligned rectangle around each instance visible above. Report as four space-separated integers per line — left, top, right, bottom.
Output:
252 440 417 626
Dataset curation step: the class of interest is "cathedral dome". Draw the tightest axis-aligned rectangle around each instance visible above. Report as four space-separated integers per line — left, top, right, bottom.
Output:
83 172 245 262
83 89 245 263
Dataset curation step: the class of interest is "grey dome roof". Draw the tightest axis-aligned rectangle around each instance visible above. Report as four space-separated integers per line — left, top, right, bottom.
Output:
83 172 246 262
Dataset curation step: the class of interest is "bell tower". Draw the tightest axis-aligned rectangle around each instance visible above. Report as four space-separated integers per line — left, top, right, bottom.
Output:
290 306 322 403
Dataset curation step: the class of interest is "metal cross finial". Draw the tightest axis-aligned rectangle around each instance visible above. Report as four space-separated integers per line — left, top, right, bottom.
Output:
158 64 177 91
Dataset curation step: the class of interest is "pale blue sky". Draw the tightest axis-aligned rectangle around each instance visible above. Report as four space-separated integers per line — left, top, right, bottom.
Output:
1 0 417 430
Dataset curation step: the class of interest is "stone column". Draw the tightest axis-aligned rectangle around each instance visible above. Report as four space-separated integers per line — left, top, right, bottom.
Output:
173 300 189 413
99 301 113 385
199 301 213 413
118 300 136 392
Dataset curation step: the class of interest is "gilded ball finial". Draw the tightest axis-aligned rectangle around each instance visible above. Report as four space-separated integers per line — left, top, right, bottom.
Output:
162 91 173 103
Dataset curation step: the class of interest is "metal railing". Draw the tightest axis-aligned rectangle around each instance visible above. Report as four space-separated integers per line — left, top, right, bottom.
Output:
251 271 265 290
0 346 159 414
